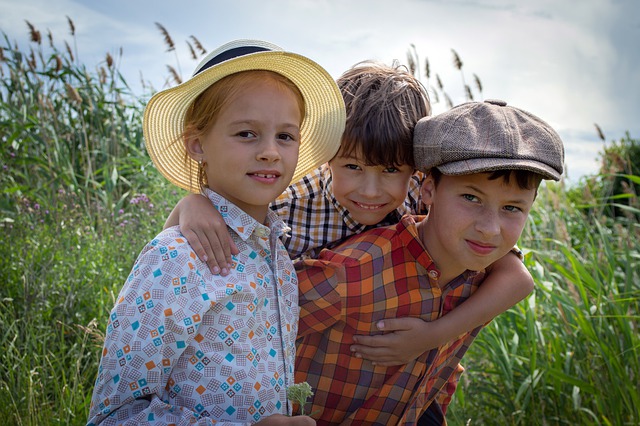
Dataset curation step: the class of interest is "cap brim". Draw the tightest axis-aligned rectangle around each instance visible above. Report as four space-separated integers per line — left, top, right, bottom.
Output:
438 157 562 181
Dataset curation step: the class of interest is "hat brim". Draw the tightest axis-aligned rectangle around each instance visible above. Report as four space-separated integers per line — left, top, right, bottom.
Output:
144 50 345 192
437 157 562 181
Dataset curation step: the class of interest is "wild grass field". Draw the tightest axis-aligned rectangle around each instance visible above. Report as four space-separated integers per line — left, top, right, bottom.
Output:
1 20 638 426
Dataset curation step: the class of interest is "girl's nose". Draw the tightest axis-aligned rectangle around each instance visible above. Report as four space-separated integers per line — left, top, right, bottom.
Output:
257 138 281 162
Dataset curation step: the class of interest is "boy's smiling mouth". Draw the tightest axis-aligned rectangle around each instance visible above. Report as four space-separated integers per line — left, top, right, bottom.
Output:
466 239 497 255
353 201 387 210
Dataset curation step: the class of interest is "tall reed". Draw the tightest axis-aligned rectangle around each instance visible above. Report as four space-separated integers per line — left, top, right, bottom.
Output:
0 25 150 218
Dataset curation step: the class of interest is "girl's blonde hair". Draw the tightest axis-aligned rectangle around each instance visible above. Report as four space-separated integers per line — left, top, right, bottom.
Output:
182 70 305 191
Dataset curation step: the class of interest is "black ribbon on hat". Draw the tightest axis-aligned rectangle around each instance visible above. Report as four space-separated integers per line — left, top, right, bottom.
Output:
194 46 271 76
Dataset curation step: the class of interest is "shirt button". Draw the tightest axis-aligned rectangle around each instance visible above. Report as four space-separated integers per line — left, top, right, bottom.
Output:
429 270 439 279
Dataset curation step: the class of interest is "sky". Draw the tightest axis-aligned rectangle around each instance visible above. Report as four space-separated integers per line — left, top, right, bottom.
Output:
1 0 639 184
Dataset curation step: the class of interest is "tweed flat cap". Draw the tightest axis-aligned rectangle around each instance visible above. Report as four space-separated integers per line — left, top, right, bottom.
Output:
414 99 564 180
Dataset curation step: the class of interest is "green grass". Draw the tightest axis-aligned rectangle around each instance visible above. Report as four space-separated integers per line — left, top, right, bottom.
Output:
1 21 639 426
447 183 640 425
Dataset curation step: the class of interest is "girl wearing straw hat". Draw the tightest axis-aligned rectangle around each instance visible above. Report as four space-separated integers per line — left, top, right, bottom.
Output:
87 40 345 425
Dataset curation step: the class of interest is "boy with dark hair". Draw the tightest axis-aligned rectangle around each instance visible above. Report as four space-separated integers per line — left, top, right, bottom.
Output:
294 99 564 425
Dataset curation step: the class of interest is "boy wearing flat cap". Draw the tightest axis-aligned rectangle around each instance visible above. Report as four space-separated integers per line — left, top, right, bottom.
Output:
293 99 564 425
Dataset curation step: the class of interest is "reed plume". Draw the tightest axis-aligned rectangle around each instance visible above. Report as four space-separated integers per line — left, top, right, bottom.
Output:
406 50 416 76
25 20 42 44
27 49 36 70
167 65 182 85
594 123 606 141
65 83 82 104
65 40 74 62
451 49 463 70
190 35 206 55
105 52 113 68
473 73 483 95
66 15 75 36
465 84 473 101
47 29 54 48
451 48 467 97
155 22 175 52
186 41 197 60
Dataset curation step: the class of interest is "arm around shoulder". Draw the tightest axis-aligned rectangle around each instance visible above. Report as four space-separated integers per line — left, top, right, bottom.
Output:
164 193 238 275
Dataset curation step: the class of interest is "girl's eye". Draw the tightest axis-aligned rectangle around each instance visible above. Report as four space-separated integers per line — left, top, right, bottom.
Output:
504 205 522 213
237 131 256 139
278 133 297 142
345 163 362 171
383 166 400 173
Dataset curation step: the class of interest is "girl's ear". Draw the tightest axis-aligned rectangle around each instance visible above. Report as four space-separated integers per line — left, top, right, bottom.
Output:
183 131 204 162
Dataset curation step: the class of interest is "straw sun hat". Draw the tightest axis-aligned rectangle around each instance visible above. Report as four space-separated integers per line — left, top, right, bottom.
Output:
143 39 346 192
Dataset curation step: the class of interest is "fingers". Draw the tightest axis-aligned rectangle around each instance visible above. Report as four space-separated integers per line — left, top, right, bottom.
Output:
202 230 232 276
181 228 213 267
181 228 232 276
351 334 387 348
350 345 407 365
374 317 415 332
256 414 316 425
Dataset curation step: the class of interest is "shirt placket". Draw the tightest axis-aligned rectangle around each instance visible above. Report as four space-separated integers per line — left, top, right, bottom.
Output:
256 225 295 412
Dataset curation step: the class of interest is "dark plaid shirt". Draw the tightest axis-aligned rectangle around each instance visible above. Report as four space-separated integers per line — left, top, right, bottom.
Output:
294 215 486 425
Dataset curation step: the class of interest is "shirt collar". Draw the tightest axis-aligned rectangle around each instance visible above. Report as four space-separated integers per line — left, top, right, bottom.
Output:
202 188 290 242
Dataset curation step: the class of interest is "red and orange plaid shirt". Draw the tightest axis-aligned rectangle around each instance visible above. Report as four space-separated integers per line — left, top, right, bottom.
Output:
294 215 486 425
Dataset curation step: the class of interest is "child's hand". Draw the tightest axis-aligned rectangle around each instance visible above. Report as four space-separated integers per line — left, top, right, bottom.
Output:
256 414 316 425
350 317 440 366
177 194 239 276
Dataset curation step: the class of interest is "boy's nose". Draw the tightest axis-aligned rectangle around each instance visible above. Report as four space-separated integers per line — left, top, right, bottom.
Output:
359 174 383 198
475 209 500 236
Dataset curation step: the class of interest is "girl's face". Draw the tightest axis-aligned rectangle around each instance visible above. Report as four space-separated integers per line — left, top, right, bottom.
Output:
329 151 414 225
189 78 302 223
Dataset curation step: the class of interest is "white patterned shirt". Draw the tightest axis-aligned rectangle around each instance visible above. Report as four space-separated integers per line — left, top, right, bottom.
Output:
88 189 299 426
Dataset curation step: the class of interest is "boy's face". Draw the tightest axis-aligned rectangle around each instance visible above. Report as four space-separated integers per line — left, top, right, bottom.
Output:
329 152 414 225
190 78 301 222
420 172 536 280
